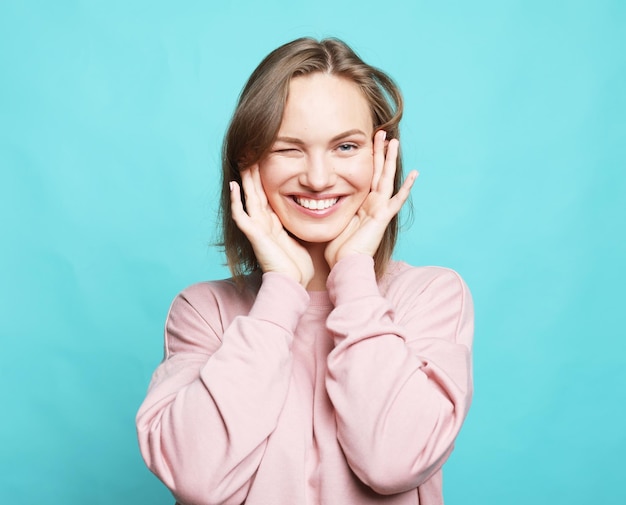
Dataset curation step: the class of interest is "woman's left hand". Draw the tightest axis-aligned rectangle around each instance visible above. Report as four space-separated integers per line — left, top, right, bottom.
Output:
324 131 418 269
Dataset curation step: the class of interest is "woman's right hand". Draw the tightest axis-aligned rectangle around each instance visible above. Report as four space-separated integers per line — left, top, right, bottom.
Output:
230 164 314 287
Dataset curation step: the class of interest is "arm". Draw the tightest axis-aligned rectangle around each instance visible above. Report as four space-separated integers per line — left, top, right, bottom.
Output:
325 254 473 495
136 274 309 505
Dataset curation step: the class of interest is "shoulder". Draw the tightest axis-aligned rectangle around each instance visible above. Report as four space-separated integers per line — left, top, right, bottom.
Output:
163 273 262 356
382 260 471 298
175 273 260 314
381 261 474 344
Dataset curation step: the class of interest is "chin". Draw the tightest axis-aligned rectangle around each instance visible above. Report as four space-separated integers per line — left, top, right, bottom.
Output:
280 217 342 243
294 234 337 245
290 229 342 245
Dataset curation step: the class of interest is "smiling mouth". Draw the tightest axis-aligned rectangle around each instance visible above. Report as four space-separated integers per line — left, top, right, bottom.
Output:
294 196 339 210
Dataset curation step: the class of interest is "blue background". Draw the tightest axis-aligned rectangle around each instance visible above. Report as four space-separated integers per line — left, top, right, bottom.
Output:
1 0 624 503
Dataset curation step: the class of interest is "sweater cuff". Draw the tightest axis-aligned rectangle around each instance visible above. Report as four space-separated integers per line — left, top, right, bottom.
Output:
248 272 310 331
327 254 381 306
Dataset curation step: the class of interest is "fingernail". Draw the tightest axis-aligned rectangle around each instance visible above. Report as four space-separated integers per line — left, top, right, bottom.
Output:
381 130 387 141
229 181 235 192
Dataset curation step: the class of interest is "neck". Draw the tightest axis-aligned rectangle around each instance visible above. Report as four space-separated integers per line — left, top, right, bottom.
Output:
302 242 331 291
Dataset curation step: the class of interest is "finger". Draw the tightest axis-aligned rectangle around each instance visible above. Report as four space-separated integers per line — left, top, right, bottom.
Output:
230 180 252 231
240 166 262 214
371 130 386 191
249 163 269 208
377 138 400 197
387 169 418 215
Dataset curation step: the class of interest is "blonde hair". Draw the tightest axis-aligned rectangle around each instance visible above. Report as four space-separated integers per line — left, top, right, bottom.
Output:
219 37 404 281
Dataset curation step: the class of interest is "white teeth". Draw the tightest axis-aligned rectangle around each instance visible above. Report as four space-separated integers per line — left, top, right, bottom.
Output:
295 197 339 210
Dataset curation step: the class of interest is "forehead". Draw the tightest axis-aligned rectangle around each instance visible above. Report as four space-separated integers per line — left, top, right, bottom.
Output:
279 73 373 138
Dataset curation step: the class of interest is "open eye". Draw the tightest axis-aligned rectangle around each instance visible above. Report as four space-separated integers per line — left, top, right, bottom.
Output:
337 143 357 153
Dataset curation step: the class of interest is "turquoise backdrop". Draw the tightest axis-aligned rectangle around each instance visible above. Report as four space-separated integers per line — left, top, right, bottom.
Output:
2 0 624 503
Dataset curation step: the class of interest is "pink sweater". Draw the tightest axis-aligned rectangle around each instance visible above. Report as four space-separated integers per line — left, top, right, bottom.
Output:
136 254 473 505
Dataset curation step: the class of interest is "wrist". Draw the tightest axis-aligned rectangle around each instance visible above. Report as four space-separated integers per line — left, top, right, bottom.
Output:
327 254 379 305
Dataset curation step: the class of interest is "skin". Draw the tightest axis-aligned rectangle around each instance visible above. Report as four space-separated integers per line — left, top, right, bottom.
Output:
230 73 418 291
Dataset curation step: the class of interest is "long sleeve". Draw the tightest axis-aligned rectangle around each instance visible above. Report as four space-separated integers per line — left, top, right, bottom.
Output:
136 273 309 505
325 255 473 495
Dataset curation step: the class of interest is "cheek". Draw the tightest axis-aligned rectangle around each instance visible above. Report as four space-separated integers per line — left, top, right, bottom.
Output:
258 160 282 195
259 156 308 202
342 153 374 190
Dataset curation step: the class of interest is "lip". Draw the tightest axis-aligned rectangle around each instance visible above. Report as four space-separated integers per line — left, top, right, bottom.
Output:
288 194 344 217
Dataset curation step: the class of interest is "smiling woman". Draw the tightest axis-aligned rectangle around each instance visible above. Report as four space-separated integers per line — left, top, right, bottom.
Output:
136 37 474 505
257 73 376 268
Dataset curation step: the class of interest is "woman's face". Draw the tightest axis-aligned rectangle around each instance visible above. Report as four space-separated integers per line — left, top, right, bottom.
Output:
259 72 374 245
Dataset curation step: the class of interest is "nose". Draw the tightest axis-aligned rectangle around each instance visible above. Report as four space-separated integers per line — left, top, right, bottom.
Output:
299 152 336 191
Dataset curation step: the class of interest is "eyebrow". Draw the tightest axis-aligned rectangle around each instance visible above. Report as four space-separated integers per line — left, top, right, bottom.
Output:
275 129 368 145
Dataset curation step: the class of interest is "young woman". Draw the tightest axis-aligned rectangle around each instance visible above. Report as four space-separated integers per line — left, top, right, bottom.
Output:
136 37 474 505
